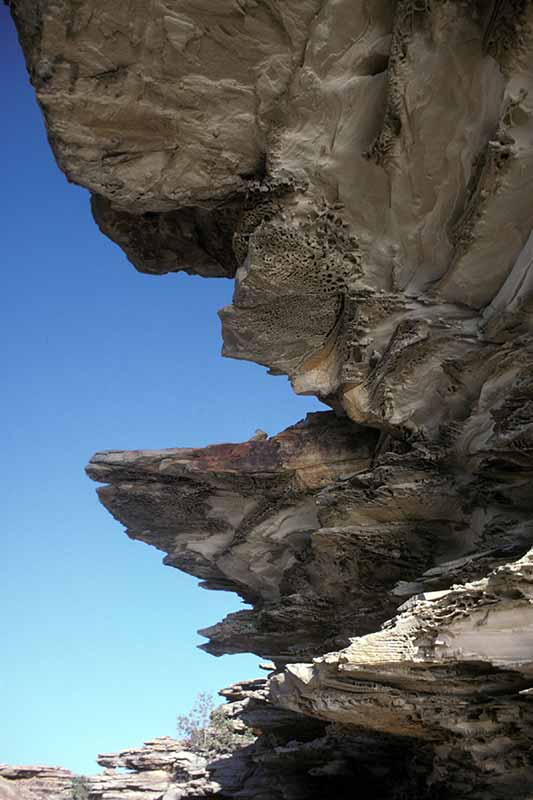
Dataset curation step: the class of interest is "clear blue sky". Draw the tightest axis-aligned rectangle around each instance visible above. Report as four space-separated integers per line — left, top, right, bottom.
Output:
1 9 320 774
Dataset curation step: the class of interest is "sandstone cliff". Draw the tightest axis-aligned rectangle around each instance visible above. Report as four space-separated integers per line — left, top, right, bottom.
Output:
8 0 533 797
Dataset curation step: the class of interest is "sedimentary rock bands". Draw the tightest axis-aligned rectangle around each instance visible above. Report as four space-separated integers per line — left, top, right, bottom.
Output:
9 0 533 796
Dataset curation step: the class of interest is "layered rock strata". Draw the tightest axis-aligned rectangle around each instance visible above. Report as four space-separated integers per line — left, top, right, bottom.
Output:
0 686 439 800
0 737 220 800
9 0 533 796
85 411 533 667
0 768 73 800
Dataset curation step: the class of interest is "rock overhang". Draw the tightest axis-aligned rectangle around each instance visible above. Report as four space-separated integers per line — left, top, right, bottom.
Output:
9 0 533 794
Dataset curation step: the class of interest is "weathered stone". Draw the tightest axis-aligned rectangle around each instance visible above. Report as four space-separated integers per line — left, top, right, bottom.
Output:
86 412 384 659
270 549 533 796
91 195 240 278
85 410 533 664
0 766 74 800
10 0 533 795
0 738 220 800
0 776 38 800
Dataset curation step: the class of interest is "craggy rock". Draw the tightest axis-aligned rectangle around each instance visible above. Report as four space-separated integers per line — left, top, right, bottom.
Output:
86 412 387 660
90 195 241 278
86 411 533 665
271 550 533 796
9 0 533 796
0 776 39 800
0 766 74 800
0 694 437 800
92 738 221 800
0 739 221 800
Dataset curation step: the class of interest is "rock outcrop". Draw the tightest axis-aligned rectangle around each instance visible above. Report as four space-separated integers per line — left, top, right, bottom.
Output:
0 738 219 800
0 687 436 800
9 0 533 796
0 766 74 800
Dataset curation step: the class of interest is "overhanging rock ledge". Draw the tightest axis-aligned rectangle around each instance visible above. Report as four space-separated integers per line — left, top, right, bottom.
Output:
9 0 533 796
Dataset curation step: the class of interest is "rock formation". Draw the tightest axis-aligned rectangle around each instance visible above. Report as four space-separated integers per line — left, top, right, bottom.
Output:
0 736 225 799
8 0 533 796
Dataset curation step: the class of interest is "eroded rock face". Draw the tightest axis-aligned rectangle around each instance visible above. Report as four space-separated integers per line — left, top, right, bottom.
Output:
0 738 221 800
2 679 456 800
10 0 533 796
85 409 533 667
272 550 533 796
0 766 74 800
86 412 388 660
93 738 221 800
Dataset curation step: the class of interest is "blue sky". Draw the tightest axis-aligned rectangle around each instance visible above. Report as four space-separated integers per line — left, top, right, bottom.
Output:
1 9 320 773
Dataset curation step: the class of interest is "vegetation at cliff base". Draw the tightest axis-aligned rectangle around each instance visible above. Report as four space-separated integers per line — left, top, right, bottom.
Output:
177 692 255 756
71 776 91 800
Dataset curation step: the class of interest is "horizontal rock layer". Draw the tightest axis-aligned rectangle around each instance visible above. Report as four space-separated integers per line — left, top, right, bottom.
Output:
85 406 533 663
10 0 533 796
0 737 220 800
272 550 533 796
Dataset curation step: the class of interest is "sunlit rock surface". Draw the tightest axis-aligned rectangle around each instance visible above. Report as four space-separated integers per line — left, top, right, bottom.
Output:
0 777 34 800
0 766 73 800
10 0 533 796
0 738 222 800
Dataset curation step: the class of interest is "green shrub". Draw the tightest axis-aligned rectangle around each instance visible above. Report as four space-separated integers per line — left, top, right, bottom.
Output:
71 776 90 800
177 692 255 756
